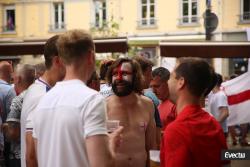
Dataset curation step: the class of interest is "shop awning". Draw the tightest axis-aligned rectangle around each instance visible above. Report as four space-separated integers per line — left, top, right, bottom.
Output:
160 41 250 58
94 37 128 53
0 37 128 56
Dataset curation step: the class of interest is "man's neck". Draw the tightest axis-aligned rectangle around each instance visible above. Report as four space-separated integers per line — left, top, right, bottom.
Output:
40 70 57 87
63 65 88 83
161 97 168 103
115 92 138 105
15 85 27 95
176 94 200 115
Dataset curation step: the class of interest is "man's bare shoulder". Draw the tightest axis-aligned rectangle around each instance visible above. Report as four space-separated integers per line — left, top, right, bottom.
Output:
141 95 153 103
106 95 117 103
139 95 154 112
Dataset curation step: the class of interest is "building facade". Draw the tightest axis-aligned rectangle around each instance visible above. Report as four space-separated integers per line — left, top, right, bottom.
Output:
0 0 249 76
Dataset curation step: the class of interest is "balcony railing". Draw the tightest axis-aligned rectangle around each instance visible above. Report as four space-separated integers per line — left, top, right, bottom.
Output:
49 23 66 31
178 16 200 26
137 18 157 28
239 12 250 23
2 25 16 32
90 22 108 29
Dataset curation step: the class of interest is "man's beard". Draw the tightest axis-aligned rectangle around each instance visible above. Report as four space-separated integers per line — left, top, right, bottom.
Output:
112 80 133 97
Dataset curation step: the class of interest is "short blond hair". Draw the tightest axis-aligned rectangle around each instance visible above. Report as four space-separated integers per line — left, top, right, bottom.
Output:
57 29 94 64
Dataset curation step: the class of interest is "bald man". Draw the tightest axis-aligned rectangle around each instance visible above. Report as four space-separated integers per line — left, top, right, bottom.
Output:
0 61 16 167
0 61 16 122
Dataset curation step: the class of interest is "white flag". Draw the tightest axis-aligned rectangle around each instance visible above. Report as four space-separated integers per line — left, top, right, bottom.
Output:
222 72 250 126
249 58 250 72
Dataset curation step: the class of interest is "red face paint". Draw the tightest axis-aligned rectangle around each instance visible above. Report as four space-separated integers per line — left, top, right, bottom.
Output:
112 63 133 83
117 64 123 81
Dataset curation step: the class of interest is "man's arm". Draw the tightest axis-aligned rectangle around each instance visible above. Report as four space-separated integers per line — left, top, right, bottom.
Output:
4 95 22 141
218 107 229 123
26 131 38 167
153 105 162 149
145 103 157 167
5 88 16 115
2 122 20 141
86 135 114 167
86 126 123 167
145 105 157 151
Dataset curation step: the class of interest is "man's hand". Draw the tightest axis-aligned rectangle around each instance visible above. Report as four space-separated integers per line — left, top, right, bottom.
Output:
218 107 229 123
108 126 124 156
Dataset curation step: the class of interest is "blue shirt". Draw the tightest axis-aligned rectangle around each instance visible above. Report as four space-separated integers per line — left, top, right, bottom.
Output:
0 79 16 122
144 88 162 128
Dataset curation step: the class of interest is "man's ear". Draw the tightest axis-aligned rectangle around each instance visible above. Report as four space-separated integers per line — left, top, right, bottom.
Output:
54 56 60 65
87 50 95 65
53 56 65 68
177 77 185 90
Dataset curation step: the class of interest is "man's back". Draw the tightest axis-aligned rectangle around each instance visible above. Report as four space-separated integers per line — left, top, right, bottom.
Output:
32 80 107 167
0 79 16 122
20 79 48 167
208 91 228 133
161 105 228 167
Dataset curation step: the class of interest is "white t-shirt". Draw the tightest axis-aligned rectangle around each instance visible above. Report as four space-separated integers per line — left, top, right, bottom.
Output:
20 79 50 167
32 79 107 167
208 90 229 133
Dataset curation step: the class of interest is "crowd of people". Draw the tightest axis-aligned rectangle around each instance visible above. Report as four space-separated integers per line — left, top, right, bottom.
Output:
0 29 248 167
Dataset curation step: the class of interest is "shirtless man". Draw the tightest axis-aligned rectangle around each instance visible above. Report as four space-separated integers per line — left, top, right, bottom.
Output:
106 58 156 167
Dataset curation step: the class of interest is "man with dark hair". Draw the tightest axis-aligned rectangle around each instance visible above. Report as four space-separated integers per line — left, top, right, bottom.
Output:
31 30 121 167
160 58 229 167
133 56 158 104
100 60 114 82
99 60 114 97
86 71 100 91
133 56 154 89
151 67 176 131
20 35 66 167
106 58 156 167
208 73 229 137
133 56 162 148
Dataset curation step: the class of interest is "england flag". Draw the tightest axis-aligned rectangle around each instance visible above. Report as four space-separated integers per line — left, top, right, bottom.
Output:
222 59 250 126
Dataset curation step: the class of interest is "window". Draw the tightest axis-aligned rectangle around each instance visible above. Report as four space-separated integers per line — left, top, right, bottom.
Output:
51 2 65 30
3 5 15 32
180 0 198 25
240 0 250 22
139 0 156 27
94 0 107 28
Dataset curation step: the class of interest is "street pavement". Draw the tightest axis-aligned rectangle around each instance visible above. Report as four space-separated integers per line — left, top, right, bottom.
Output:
227 133 250 167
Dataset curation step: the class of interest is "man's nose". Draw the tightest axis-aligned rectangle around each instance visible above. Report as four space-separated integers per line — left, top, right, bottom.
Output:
117 73 123 80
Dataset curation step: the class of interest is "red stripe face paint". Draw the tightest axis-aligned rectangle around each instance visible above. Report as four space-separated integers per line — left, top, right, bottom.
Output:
112 62 133 83
117 64 123 81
